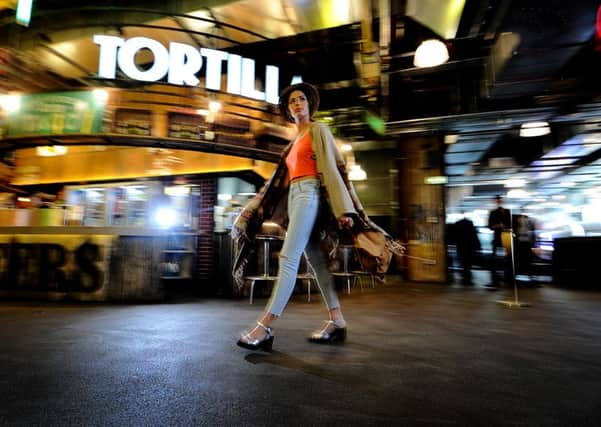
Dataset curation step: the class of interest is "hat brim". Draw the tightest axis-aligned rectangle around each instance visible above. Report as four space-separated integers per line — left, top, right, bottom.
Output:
278 82 320 123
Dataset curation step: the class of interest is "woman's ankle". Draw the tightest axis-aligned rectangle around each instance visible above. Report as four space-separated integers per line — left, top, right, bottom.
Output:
258 312 278 329
329 316 346 328
328 308 346 328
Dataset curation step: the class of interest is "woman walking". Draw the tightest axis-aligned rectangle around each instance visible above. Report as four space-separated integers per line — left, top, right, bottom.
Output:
232 82 393 351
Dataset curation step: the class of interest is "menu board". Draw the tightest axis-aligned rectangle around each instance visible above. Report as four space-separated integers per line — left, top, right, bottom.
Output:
168 113 207 140
113 109 152 136
5 91 104 137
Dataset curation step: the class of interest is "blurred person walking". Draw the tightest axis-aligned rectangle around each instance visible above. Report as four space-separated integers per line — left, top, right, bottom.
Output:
453 213 481 285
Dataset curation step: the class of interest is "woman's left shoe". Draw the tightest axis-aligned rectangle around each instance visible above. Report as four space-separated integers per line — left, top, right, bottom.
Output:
308 320 347 344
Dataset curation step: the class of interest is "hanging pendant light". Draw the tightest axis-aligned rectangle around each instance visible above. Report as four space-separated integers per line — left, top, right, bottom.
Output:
413 39 449 68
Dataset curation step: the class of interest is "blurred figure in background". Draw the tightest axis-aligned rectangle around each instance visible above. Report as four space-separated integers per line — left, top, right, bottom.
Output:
453 213 481 285
487 195 511 286
514 208 536 280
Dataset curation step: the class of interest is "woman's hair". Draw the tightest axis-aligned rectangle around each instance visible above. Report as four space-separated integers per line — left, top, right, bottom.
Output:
278 82 320 123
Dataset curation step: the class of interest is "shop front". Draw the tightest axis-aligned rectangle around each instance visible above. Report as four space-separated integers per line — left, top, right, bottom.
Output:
0 17 449 301
0 76 286 301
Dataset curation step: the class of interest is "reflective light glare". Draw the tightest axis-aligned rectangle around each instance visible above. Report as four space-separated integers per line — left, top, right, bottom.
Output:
506 189 530 198
322 0 351 26
217 193 232 201
155 207 177 228
413 39 449 68
444 134 458 144
348 164 367 181
164 186 190 197
340 144 352 152
541 201 561 207
92 89 109 104
16 0 33 26
0 94 21 113
187 9 215 28
520 121 550 137
196 109 209 116
209 101 221 113
36 146 68 157
504 178 526 188
126 186 144 196
425 176 448 185
583 134 601 143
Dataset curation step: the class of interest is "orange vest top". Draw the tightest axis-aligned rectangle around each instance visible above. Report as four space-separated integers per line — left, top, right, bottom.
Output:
286 131 318 181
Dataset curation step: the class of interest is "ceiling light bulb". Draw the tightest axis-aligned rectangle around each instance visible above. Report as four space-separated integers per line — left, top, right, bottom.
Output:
92 89 109 104
209 101 221 112
505 178 526 188
413 39 449 68
520 121 550 137
506 189 529 199
0 94 21 113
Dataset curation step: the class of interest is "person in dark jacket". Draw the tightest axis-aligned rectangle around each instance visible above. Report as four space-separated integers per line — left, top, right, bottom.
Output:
454 214 481 285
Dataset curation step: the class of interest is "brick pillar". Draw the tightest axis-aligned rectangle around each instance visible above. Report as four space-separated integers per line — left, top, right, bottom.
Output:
398 135 447 283
195 177 216 283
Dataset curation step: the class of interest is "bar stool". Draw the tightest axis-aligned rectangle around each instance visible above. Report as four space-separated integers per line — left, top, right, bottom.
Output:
244 235 282 304
331 244 360 294
351 270 377 288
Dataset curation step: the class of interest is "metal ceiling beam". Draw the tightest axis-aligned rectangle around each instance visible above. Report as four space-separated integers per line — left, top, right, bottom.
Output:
0 2 265 49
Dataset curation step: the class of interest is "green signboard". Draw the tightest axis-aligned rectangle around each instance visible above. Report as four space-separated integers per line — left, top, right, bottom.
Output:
6 91 105 137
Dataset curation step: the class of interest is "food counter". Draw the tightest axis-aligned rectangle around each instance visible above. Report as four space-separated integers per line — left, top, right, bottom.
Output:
0 226 198 302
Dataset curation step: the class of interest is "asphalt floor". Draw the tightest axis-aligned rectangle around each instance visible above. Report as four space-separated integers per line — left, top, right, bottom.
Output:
1 271 600 426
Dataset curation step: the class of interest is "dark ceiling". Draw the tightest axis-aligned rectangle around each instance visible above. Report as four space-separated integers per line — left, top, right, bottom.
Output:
1 0 601 212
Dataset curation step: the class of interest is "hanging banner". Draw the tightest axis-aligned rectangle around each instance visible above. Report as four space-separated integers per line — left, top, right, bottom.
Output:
5 91 105 137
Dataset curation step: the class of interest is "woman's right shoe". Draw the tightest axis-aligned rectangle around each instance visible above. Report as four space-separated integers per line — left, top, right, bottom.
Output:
308 320 347 344
236 321 274 351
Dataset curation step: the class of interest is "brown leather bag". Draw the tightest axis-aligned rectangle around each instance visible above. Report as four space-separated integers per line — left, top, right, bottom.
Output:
353 230 393 275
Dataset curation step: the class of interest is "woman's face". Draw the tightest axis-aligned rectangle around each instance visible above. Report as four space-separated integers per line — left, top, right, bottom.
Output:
287 90 310 122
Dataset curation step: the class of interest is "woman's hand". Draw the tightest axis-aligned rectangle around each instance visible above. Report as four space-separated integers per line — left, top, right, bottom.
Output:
337 215 354 230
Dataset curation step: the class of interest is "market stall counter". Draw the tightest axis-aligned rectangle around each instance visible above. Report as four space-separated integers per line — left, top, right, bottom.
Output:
0 226 199 302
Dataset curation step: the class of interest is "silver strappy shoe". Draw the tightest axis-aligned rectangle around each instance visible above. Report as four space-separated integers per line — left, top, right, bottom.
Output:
236 321 274 351
308 320 347 344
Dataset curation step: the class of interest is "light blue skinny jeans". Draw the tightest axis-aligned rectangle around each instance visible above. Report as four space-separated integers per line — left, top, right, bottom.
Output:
265 177 341 316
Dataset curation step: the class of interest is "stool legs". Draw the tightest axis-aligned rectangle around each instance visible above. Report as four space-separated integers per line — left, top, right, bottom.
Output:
249 279 256 304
